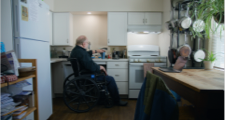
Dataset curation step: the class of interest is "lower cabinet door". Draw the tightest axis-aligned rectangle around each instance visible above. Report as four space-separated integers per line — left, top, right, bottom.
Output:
116 81 128 95
107 69 128 82
129 90 140 99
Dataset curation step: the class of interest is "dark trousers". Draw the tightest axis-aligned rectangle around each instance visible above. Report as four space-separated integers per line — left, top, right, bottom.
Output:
97 75 120 103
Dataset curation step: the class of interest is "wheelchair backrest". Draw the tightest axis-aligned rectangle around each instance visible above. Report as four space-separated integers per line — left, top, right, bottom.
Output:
68 58 80 77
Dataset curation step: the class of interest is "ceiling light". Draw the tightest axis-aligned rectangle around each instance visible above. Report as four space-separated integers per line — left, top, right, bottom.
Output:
87 12 91 14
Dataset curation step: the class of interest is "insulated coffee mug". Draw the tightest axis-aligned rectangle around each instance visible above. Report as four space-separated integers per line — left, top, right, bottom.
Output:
100 52 105 59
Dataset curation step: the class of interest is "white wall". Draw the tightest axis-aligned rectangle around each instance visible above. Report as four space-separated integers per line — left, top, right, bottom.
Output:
1 0 13 51
158 0 171 66
127 33 159 46
53 0 163 12
158 0 170 56
43 0 54 11
73 14 108 50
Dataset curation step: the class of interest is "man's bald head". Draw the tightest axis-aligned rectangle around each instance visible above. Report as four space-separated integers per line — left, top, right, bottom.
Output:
76 35 87 45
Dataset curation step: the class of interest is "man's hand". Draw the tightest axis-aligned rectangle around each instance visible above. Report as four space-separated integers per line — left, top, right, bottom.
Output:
97 49 105 53
100 66 107 75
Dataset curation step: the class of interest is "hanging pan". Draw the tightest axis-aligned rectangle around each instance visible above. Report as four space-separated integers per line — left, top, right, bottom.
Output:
168 32 174 64
193 37 205 62
168 31 178 64
192 2 205 33
166 8 177 30
177 32 192 58
169 31 179 64
171 0 190 9
178 3 192 30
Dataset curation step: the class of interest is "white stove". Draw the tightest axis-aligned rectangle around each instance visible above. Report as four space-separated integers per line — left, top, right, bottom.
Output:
128 45 167 98
129 55 167 63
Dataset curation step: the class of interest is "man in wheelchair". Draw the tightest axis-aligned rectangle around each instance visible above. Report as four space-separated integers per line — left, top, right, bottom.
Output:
70 35 128 106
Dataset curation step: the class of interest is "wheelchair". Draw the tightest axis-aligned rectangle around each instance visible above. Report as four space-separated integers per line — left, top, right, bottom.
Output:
63 58 113 113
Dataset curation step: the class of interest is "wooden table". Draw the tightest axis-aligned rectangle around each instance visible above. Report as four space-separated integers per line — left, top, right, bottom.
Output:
152 67 224 120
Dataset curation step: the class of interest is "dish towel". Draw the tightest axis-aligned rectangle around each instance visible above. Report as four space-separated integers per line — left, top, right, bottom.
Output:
143 63 154 78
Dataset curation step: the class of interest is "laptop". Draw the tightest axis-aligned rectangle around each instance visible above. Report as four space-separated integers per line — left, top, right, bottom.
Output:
159 56 188 73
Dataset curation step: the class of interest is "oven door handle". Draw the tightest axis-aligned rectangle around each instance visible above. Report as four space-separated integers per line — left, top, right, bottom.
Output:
129 63 144 66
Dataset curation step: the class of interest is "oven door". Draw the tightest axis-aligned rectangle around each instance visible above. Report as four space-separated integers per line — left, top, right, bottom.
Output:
129 63 144 89
129 63 166 89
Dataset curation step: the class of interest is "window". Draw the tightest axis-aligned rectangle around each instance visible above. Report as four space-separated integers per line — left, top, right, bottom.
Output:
211 22 224 68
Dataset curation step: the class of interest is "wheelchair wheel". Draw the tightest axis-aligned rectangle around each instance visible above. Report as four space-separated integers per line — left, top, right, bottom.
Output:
63 73 74 88
63 76 100 113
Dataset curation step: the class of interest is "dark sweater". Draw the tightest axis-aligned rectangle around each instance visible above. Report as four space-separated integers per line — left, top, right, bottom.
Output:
134 71 178 120
70 45 100 72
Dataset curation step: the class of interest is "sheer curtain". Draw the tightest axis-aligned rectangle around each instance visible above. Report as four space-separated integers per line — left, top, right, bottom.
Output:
211 22 224 68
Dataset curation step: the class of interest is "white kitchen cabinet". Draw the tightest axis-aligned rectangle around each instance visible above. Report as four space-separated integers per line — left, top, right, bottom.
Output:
116 82 128 95
128 12 145 25
52 13 74 46
107 69 128 82
107 61 128 95
107 12 127 46
128 12 162 25
145 13 162 25
107 62 128 69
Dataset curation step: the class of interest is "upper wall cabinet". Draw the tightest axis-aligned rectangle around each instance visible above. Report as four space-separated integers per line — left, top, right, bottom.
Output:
128 12 162 25
52 13 74 46
108 12 127 46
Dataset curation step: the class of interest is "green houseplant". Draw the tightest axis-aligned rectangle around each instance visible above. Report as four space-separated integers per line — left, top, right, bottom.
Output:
189 0 224 39
199 50 217 70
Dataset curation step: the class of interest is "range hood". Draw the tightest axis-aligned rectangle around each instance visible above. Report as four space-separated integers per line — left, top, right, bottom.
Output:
127 25 162 34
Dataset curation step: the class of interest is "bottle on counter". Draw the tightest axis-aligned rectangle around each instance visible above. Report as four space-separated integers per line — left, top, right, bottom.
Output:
108 54 111 59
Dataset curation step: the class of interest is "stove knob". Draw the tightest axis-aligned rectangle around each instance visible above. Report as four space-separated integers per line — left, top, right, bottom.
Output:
134 59 137 62
138 59 141 62
147 60 150 63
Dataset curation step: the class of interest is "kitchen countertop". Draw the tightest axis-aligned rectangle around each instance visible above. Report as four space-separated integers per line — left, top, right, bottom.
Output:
93 58 129 62
51 58 129 63
51 58 67 63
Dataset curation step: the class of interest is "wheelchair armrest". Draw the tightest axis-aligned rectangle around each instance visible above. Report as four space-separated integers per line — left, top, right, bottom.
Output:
95 72 106 77
80 70 95 75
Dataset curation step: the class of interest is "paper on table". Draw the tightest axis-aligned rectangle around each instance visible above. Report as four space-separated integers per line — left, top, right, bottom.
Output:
13 111 27 119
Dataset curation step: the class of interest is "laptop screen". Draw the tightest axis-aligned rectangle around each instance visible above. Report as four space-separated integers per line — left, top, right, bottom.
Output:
173 56 188 71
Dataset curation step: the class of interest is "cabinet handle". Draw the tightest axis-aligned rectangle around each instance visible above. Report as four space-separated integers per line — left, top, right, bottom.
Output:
115 75 119 76
67 39 68 43
115 64 119 66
